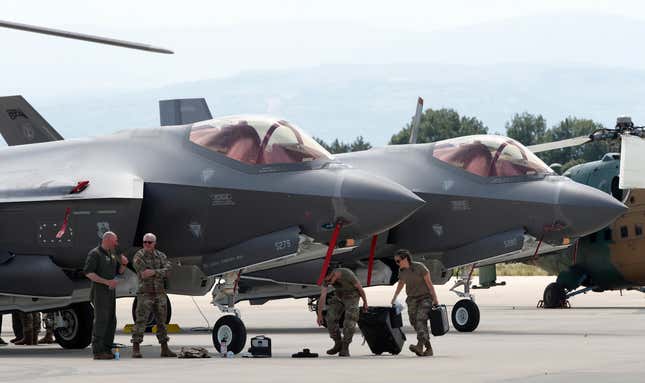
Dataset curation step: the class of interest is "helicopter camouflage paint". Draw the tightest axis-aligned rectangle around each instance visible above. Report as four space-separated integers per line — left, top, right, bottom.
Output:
535 153 645 307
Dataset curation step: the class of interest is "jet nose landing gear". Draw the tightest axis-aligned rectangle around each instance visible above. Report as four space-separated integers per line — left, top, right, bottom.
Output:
449 265 481 332
211 272 247 354
212 315 247 354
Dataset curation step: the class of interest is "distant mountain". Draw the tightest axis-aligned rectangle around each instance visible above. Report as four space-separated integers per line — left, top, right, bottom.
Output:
33 62 645 145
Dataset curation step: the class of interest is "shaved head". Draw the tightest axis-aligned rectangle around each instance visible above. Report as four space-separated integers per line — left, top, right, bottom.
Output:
101 231 118 250
103 231 117 241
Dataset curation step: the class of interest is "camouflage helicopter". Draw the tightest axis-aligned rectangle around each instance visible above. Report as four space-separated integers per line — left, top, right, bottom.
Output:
533 117 645 308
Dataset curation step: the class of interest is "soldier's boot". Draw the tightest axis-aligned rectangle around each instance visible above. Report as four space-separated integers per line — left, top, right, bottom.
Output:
326 339 342 355
423 341 433 357
31 329 40 346
160 342 177 357
131 342 142 358
16 328 33 346
338 341 351 357
9 337 19 344
38 330 55 344
408 342 424 356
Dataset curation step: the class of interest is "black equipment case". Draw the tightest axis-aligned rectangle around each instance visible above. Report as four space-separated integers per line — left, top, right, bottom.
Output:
249 335 272 357
429 304 450 336
358 306 406 355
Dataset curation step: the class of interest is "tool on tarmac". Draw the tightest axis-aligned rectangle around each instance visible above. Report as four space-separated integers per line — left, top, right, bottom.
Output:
292 348 318 358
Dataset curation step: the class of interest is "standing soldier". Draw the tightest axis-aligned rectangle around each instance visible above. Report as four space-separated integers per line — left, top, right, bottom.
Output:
84 231 128 360
130 233 176 358
14 312 41 345
390 249 439 357
316 267 368 357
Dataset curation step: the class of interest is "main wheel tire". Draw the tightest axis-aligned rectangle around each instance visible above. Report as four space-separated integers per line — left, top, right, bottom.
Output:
131 295 172 330
451 299 480 332
543 282 566 308
212 315 247 354
54 303 94 349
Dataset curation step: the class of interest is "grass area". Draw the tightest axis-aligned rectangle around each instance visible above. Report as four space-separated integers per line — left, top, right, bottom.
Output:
467 263 552 276
494 263 551 276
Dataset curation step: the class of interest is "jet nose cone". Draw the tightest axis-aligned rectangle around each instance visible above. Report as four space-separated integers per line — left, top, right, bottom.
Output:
558 180 628 237
335 169 425 238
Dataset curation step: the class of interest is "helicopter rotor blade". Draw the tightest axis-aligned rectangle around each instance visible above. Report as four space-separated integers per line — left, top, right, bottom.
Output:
0 19 173 54
527 135 591 153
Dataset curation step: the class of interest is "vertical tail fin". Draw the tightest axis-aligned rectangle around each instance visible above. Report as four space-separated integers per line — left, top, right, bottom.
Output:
159 98 213 126
0 96 63 146
409 97 423 144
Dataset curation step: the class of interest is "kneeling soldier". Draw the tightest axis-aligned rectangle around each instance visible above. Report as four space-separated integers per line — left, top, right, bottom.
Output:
131 233 176 358
391 249 439 357
317 267 368 357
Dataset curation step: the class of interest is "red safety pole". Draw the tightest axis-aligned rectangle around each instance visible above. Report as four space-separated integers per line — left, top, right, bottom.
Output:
367 234 378 286
317 222 343 286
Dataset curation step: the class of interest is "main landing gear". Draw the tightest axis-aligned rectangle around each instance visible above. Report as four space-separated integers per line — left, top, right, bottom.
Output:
449 265 480 332
211 272 247 354
538 282 594 309
52 303 94 349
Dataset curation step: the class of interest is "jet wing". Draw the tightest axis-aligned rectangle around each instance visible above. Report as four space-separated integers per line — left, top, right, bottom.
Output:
0 95 63 146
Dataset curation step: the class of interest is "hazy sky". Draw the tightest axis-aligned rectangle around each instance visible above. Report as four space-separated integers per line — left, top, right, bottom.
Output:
4 0 645 99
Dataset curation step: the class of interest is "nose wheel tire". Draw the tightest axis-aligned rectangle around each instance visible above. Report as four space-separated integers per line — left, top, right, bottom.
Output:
131 295 172 330
451 299 480 332
212 315 247 354
54 303 94 349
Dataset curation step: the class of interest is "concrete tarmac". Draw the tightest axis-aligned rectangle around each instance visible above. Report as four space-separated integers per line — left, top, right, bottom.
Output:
2 276 645 383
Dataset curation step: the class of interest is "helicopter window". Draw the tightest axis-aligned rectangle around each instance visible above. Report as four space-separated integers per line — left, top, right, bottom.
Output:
635 224 643 236
620 226 628 239
604 228 613 241
190 117 332 165
432 135 553 177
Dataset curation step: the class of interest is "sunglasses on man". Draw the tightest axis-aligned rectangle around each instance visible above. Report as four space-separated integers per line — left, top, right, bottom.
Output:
143 241 155 244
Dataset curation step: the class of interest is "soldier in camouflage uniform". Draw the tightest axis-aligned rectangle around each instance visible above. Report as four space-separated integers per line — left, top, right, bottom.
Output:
316 267 368 357
130 233 176 358
391 249 439 357
13 312 40 345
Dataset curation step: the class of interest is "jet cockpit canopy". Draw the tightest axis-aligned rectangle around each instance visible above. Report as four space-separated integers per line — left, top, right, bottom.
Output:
432 135 554 177
189 116 333 166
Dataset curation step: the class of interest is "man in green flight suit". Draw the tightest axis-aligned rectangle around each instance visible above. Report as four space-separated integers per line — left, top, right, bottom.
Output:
317 267 368 357
84 231 128 360
130 233 176 358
